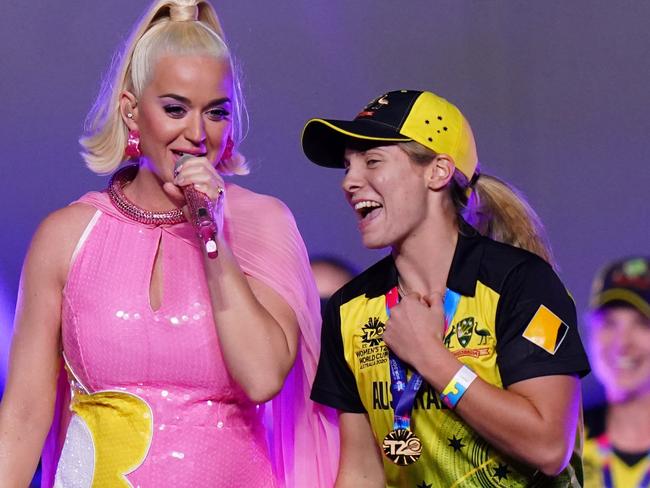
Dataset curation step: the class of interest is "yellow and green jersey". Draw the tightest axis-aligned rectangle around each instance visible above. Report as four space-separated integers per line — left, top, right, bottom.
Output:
583 406 650 487
312 222 590 487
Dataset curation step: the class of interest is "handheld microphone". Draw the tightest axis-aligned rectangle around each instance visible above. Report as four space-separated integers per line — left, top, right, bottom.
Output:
175 154 218 259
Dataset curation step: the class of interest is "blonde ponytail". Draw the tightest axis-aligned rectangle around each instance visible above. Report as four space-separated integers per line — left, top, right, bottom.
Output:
80 0 248 175
460 174 557 269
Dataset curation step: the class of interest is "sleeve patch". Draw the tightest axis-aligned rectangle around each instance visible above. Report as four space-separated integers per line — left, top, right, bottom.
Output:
522 305 569 355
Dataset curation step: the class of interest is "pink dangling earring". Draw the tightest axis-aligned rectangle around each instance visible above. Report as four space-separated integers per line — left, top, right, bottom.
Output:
125 130 141 159
221 137 234 162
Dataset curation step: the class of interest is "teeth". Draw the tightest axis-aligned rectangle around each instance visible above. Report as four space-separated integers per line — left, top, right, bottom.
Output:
616 357 637 369
354 201 382 210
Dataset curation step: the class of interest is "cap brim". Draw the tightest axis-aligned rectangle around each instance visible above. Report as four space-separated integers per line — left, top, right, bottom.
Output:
592 289 650 318
302 118 410 168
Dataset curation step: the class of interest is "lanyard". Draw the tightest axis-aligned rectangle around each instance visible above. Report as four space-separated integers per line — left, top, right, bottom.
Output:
597 435 650 488
384 286 461 431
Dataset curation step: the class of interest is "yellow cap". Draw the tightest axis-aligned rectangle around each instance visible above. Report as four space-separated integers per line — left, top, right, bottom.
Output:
302 90 478 180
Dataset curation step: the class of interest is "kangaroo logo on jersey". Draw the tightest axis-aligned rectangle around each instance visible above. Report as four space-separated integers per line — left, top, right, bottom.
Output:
456 317 475 347
444 316 493 359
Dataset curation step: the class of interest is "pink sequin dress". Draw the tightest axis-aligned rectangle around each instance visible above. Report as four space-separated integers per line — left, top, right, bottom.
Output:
41 183 338 487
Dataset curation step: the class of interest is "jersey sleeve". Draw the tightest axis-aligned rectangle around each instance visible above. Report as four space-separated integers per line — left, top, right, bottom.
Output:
310 292 366 413
495 256 591 387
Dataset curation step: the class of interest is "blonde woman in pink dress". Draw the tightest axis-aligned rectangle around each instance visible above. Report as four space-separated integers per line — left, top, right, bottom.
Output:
0 1 337 486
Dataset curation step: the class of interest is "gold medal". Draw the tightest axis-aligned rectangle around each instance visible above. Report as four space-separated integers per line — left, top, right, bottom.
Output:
382 428 422 466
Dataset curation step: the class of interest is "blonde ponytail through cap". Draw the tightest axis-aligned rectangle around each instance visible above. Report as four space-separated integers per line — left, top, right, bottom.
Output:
80 0 248 176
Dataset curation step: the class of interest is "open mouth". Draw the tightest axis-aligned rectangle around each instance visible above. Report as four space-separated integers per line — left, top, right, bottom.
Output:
614 356 640 370
354 200 383 221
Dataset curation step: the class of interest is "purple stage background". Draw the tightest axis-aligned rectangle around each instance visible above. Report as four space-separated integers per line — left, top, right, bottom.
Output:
1 1 649 407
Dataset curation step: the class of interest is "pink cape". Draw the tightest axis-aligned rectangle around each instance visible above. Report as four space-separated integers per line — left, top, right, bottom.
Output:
40 182 338 487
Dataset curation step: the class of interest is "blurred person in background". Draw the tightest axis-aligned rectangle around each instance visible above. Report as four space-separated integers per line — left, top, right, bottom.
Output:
310 255 357 315
583 256 650 487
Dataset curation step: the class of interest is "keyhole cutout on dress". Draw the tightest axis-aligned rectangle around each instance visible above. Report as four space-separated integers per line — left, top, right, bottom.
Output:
149 239 164 312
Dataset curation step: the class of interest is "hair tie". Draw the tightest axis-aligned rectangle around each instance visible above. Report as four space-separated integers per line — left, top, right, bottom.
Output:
468 161 482 187
169 4 199 22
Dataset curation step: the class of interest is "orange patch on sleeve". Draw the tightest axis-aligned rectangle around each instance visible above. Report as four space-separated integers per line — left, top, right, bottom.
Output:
522 305 569 355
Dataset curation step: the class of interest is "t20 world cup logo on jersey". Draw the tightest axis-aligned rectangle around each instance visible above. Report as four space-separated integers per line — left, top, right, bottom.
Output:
357 317 389 370
361 317 386 347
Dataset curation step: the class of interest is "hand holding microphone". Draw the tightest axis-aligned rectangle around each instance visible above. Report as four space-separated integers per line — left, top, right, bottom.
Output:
174 153 222 259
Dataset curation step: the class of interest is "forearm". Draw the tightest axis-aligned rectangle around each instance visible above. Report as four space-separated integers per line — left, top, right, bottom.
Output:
0 343 60 485
417 350 579 475
0 405 53 486
0 206 82 485
204 239 296 402
336 413 386 488
335 470 385 488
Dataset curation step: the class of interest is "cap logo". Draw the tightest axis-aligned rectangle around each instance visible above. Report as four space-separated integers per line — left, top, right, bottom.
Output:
365 94 390 109
623 258 648 277
612 259 650 289
356 94 390 119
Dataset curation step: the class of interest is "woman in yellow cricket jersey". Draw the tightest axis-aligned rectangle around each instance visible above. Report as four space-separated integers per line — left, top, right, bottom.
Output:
303 89 591 487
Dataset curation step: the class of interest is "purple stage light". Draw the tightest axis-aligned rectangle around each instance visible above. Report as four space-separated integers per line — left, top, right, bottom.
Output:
0 279 15 392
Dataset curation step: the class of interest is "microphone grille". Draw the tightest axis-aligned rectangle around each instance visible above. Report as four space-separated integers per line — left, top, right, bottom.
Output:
174 153 194 171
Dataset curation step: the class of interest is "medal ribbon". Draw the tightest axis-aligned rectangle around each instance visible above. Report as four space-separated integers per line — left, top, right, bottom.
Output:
385 286 461 430
597 435 650 488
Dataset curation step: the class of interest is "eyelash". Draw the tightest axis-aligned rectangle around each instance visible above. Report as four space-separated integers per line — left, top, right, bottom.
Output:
207 107 230 121
342 158 381 173
164 105 186 118
162 105 231 121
